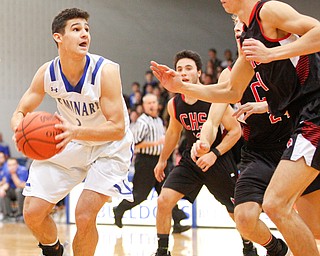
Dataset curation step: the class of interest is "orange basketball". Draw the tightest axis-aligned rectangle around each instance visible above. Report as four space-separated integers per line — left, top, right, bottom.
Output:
15 111 63 160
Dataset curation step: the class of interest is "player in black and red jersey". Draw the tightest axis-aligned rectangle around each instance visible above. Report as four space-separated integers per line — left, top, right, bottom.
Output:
154 50 258 256
151 1 320 255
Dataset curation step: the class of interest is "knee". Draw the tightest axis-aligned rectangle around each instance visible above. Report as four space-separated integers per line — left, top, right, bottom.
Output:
23 204 48 227
235 210 258 237
157 195 174 214
75 209 96 231
262 195 289 222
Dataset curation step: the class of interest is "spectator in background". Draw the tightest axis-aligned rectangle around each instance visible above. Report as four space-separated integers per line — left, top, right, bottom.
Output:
0 132 11 159
207 48 221 69
142 70 159 95
3 157 28 220
128 82 142 108
220 49 234 69
0 152 8 220
201 72 215 85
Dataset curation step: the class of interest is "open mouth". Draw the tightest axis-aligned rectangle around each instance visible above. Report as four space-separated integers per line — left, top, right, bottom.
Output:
79 42 87 47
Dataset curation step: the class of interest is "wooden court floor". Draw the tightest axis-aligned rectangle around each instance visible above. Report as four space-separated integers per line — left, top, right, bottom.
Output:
0 221 285 256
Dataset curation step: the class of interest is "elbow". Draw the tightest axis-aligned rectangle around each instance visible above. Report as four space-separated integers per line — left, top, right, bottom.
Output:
114 124 126 141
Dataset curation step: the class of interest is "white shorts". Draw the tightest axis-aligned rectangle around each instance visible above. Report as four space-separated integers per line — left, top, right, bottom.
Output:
23 131 134 204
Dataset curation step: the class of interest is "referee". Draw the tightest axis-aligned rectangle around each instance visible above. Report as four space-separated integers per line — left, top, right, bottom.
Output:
113 93 189 233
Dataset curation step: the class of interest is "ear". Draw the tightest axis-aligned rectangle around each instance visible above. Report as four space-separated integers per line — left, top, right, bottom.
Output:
198 70 202 78
53 33 62 44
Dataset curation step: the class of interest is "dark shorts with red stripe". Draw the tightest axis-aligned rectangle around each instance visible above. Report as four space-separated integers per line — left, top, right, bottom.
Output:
234 145 320 206
163 150 237 213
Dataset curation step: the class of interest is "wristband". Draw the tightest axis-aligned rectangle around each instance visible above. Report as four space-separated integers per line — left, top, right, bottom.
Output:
17 111 25 117
211 148 221 157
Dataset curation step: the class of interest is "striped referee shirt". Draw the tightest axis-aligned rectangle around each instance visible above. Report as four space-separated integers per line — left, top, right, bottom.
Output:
131 113 165 156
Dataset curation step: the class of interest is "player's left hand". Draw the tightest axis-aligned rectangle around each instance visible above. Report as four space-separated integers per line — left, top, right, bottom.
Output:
242 38 273 63
233 101 268 121
196 152 217 172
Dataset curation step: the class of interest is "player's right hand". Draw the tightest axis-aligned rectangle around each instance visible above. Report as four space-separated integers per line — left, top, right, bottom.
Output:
154 161 167 182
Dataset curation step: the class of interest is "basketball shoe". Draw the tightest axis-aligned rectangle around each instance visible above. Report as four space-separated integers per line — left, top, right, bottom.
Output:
154 249 171 256
39 241 69 256
266 239 291 256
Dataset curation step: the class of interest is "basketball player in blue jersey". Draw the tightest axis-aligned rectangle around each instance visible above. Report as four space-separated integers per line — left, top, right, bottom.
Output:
10 8 133 256
154 50 258 256
151 1 320 255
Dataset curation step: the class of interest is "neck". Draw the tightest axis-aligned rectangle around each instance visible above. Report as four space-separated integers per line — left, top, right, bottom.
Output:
59 54 87 86
238 0 259 26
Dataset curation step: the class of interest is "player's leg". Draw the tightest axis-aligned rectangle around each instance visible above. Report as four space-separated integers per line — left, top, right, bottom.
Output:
156 187 184 256
297 175 320 240
23 196 63 255
155 161 200 256
206 151 258 256
73 189 110 256
263 158 319 256
234 148 289 255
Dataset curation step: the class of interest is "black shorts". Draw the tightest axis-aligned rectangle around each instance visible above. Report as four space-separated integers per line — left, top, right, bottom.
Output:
235 146 320 206
282 98 320 170
163 150 237 213
235 146 283 206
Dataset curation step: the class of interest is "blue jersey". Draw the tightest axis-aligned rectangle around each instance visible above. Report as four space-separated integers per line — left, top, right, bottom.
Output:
44 53 130 146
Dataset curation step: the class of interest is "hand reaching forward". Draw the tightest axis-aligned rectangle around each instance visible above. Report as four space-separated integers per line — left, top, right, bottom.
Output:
150 61 184 93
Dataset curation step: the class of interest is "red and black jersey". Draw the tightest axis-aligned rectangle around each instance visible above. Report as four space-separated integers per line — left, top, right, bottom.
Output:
240 75 293 151
240 0 320 118
173 94 222 151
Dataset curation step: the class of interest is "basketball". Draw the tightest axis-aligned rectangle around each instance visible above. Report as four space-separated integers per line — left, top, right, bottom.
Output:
15 111 63 160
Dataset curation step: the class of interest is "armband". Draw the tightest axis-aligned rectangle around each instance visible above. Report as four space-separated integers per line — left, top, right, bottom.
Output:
211 148 221 157
17 111 25 117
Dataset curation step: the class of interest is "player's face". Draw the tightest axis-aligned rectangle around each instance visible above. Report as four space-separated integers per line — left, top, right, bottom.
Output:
57 18 91 56
220 0 240 15
234 17 243 40
176 58 201 84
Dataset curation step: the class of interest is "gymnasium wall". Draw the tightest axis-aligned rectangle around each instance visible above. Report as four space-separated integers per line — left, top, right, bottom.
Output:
1 0 319 157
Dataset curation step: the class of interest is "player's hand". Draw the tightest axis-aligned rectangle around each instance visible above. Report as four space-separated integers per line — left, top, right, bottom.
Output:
191 140 210 162
154 161 167 182
196 152 217 172
54 113 76 150
242 38 273 63
233 101 268 121
150 61 184 93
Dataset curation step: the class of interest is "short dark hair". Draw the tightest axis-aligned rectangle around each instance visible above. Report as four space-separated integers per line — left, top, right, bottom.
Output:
52 8 89 35
174 50 202 71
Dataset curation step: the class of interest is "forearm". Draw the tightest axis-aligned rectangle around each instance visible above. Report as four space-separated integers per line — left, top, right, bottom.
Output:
270 27 320 61
73 121 125 141
158 134 180 163
216 129 241 155
200 121 218 148
179 82 240 104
